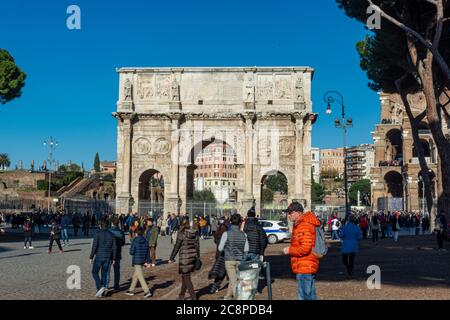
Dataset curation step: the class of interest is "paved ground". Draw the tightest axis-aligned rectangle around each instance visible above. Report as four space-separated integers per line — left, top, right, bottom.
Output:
0 227 449 300
0 227 216 300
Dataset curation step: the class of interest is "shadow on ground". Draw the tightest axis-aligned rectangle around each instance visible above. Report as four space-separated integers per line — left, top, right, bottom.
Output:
258 235 450 292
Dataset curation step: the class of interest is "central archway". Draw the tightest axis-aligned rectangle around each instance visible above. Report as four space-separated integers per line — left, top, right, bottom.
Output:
383 171 403 211
185 138 238 217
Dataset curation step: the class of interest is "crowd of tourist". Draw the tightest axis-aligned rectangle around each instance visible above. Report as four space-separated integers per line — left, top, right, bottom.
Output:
0 203 448 301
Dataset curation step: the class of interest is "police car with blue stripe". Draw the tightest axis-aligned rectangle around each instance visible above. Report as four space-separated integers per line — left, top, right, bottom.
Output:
259 220 291 244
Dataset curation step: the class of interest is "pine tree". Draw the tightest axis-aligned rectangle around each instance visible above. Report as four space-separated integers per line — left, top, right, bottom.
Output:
94 153 100 172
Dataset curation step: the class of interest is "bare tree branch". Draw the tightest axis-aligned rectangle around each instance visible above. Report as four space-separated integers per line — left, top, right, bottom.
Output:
433 0 444 48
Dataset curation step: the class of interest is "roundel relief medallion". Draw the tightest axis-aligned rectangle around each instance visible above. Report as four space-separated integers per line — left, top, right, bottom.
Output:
154 138 171 154
134 137 151 155
279 138 294 156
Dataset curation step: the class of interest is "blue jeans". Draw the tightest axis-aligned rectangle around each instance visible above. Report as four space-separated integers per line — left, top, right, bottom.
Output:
111 260 121 290
331 230 340 240
61 228 69 243
296 274 317 300
386 225 392 237
24 236 32 247
92 258 111 290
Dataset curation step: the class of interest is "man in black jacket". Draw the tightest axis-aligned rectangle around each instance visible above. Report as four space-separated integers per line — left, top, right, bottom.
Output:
243 207 268 262
89 221 117 298
109 217 125 293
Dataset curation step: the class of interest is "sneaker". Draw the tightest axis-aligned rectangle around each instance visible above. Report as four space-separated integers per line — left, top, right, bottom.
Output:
95 287 106 297
143 291 153 298
125 291 135 296
151 264 156 267
24 246 27 249
29 246 34 249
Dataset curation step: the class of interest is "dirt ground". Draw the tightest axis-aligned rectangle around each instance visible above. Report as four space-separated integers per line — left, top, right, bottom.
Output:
107 234 450 300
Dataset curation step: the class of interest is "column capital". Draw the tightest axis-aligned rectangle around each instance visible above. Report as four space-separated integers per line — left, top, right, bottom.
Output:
112 112 137 123
169 112 183 130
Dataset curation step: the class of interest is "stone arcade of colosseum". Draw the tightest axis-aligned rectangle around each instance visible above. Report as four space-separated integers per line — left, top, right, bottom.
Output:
113 67 317 217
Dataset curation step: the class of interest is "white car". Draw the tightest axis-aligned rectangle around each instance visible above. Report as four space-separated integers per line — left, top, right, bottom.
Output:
259 220 291 244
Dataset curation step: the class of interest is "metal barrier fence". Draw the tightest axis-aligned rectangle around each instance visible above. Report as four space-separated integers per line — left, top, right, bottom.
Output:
0 199 48 213
63 198 116 215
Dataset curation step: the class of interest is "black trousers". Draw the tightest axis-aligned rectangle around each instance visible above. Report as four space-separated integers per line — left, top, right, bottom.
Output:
180 273 196 300
49 237 63 252
372 230 379 243
342 253 355 275
437 231 445 249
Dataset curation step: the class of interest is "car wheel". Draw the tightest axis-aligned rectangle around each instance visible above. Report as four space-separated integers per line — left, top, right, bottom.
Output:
268 234 278 244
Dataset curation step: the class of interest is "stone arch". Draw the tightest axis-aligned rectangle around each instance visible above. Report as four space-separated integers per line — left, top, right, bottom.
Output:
138 169 164 201
185 138 238 203
260 170 289 204
384 171 403 198
385 129 403 162
186 131 241 166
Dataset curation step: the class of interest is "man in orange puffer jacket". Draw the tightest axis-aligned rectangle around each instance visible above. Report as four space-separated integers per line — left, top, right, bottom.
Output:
282 201 321 300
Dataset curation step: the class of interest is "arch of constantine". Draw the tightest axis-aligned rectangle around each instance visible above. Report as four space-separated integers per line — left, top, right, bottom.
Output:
113 67 317 217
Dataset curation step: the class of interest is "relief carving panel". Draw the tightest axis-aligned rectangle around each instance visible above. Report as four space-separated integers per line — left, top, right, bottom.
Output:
137 75 154 100
275 75 292 99
256 75 273 100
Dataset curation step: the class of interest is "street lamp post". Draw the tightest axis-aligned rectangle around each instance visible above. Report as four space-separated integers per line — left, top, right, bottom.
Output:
324 91 353 218
44 137 58 213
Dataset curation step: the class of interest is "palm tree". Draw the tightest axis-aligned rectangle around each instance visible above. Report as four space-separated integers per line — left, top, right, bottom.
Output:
0 153 10 171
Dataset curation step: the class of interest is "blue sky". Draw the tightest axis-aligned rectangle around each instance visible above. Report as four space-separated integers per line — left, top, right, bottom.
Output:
0 0 379 170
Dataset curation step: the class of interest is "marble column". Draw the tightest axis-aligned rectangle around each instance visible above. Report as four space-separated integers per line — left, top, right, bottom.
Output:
166 113 182 218
117 113 135 214
242 112 255 214
293 114 304 203
303 116 313 210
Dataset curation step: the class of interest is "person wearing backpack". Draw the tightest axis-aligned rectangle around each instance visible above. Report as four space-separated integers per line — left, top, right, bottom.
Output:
282 201 321 300
23 217 34 249
217 213 249 300
435 210 448 251
243 207 268 262
339 215 362 277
